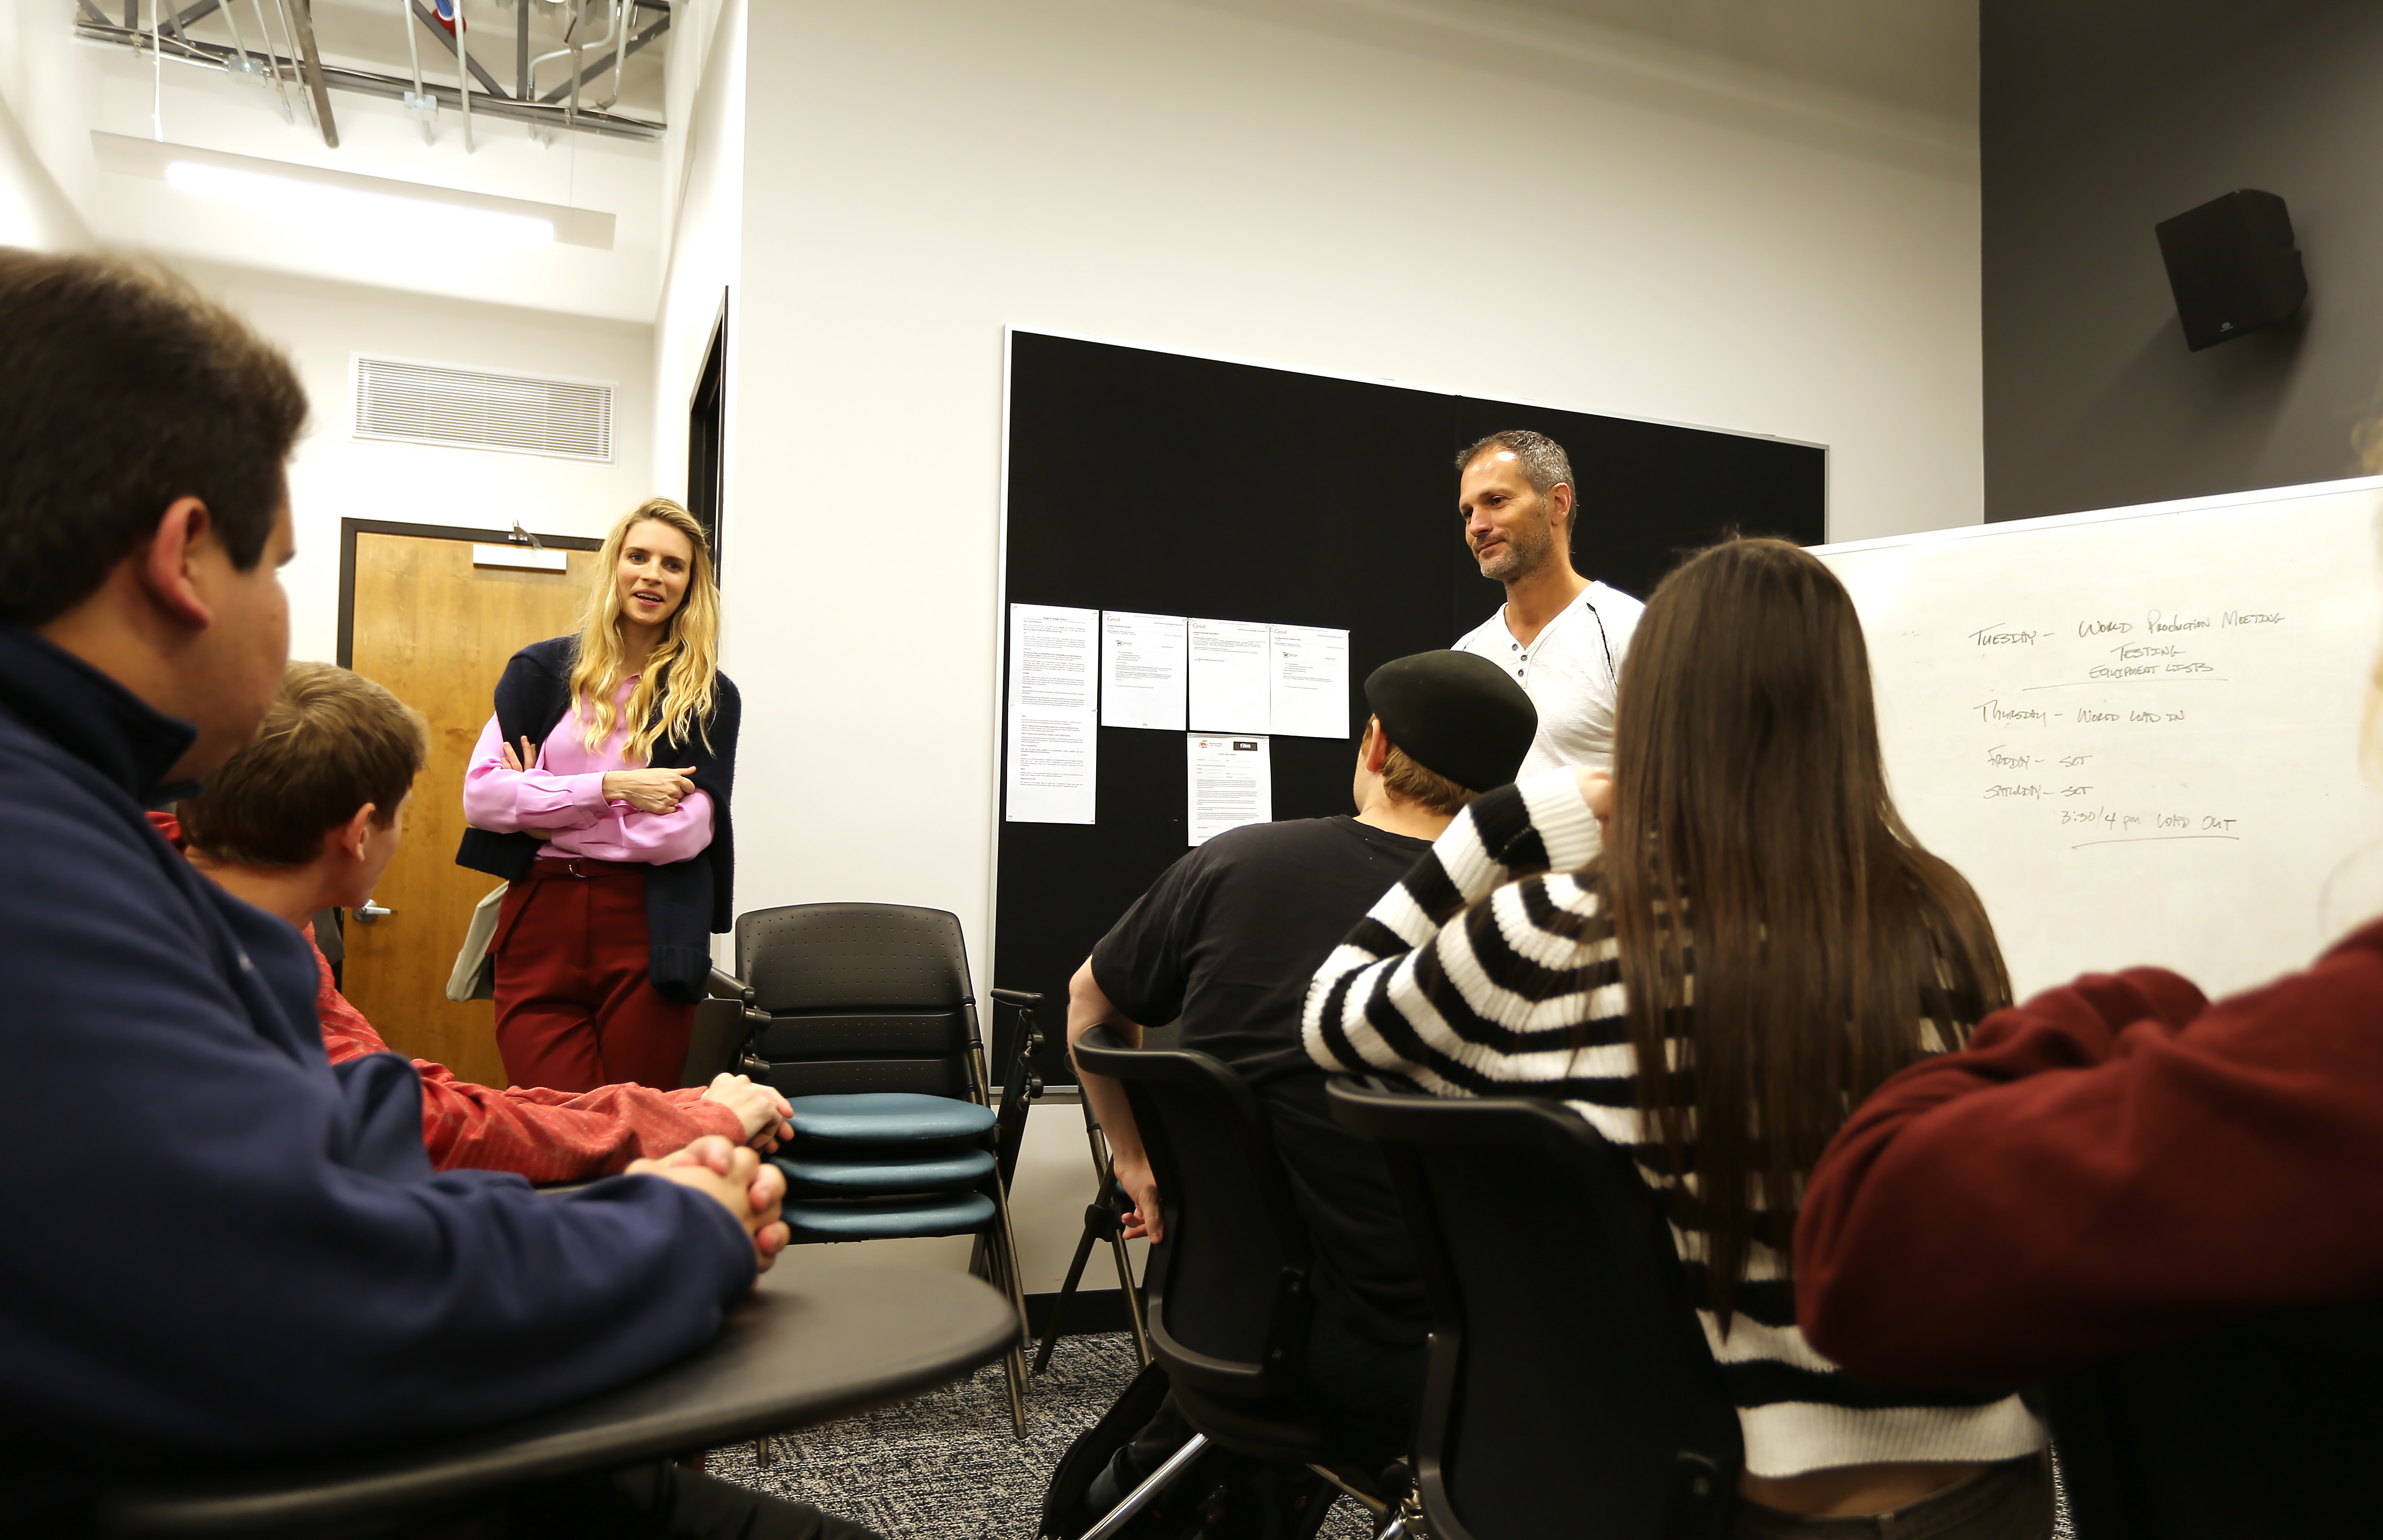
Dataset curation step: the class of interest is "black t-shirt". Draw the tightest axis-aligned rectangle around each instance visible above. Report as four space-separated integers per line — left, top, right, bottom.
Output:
1091 815 1430 1085
1090 815 1434 1348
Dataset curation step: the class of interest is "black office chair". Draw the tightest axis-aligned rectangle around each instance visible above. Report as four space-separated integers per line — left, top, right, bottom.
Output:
1070 1026 1419 1540
2044 1299 2383 1539
1325 1076 1739 1540
717 902 1035 1432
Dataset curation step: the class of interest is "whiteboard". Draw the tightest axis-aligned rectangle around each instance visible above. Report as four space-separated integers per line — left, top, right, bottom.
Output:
1815 476 2383 1001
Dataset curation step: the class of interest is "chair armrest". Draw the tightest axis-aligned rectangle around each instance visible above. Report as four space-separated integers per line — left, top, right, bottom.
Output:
990 988 1045 1008
703 968 770 1077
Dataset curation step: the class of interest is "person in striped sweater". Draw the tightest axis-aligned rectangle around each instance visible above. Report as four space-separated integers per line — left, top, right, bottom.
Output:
1304 538 2051 1538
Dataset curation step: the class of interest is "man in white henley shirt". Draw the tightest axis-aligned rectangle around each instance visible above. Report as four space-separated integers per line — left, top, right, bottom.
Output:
1451 429 1645 779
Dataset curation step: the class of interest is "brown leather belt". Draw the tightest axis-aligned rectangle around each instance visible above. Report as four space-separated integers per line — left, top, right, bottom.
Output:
525 855 645 879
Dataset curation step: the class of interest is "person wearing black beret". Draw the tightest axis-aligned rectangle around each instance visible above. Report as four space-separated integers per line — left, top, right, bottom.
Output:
1055 650 1536 1531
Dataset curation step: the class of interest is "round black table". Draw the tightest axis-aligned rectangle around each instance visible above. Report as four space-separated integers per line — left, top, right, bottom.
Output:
93 1263 1020 1536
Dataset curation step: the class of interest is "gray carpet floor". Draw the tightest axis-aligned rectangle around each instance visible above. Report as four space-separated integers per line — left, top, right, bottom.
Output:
708 1331 2070 1540
707 1331 1371 1540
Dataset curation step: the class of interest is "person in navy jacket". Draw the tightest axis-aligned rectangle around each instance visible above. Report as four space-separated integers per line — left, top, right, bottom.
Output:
0 251 871 1538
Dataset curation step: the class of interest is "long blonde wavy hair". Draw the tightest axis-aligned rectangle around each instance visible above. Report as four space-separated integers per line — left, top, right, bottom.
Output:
568 498 721 763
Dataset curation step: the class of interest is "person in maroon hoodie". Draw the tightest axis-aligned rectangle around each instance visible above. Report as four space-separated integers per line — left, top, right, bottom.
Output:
1794 713 2383 1534
1795 946 2383 1388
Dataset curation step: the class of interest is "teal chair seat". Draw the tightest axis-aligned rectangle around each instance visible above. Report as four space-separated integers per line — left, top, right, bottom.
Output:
785 1092 997 1143
770 1147 997 1195
783 1192 999 1242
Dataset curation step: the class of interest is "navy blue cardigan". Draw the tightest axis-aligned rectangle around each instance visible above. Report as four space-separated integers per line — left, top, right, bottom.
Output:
455 636 740 1003
0 626 751 1521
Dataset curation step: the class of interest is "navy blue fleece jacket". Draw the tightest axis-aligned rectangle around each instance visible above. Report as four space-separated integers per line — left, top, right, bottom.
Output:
0 626 753 1509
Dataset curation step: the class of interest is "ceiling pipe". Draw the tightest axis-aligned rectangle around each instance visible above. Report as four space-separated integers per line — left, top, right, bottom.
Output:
281 0 338 147
246 0 297 120
454 0 472 152
527 0 624 127
601 0 628 111
399 0 433 142
537 3 667 107
408 2 515 105
259 0 319 137
217 0 254 73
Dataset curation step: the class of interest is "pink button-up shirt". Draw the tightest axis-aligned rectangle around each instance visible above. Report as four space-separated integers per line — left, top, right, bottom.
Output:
462 676 714 865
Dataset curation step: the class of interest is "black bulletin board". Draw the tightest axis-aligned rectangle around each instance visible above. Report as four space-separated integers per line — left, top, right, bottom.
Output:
994 331 1825 1078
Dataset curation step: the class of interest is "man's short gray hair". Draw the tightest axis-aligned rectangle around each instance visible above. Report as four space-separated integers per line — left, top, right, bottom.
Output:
1456 429 1575 502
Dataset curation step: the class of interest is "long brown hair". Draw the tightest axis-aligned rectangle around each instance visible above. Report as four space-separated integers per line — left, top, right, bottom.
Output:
1599 537 2009 1324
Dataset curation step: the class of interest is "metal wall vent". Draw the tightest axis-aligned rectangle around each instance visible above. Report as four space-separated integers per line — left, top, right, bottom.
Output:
353 356 614 462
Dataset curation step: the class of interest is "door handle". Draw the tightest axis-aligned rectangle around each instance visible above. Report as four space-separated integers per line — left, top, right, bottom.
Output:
355 900 395 924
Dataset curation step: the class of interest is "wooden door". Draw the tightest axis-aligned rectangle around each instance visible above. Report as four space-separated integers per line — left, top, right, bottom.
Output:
343 526 596 1087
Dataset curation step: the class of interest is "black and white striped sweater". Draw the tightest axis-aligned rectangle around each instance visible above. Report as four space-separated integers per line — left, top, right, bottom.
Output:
1302 770 2045 1478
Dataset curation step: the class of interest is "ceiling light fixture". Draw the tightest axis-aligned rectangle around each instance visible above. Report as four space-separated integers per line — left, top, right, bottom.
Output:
91 132 615 249
164 160 557 246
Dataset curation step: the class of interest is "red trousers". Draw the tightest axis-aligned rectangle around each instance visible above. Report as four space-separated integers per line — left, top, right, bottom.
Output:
492 858 695 1092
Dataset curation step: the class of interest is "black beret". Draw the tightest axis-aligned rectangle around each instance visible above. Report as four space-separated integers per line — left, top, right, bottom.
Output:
1363 651 1538 793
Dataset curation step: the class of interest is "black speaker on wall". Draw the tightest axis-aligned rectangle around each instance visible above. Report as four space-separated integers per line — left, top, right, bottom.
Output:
2155 189 2306 352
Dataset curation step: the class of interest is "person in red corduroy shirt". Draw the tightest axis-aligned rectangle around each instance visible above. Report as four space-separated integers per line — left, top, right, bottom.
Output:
297 919 786 1181
1793 920 2383 1391
160 660 793 1185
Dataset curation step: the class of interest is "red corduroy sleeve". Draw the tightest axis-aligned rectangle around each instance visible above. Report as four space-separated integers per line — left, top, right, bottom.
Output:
1794 920 2383 1389
306 937 739 1182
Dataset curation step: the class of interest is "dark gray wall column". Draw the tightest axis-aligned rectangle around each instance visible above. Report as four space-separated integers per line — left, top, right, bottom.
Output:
1984 0 2383 520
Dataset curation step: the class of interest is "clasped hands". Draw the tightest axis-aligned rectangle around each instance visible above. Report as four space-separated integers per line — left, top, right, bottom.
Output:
499 735 696 817
630 1135 792 1271
699 1072 794 1152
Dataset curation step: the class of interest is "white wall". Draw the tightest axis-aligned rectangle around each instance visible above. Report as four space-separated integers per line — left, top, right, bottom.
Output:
649 0 745 506
718 0 1984 971
0 84 83 248
178 260 657 665
0 0 93 248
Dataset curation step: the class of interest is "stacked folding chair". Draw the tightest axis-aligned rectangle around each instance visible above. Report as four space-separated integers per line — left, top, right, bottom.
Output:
719 901 1040 1431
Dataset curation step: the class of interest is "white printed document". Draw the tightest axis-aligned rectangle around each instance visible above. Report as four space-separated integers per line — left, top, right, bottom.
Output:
1188 617 1272 732
1005 603 1099 824
1100 611 1188 731
1187 734 1271 845
1268 623 1350 740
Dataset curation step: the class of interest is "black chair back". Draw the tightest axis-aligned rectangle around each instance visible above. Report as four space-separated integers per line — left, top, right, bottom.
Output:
990 989 1046 1189
1071 1026 1314 1402
2048 1300 2383 1539
678 997 745 1087
736 903 978 1099
1326 1078 1739 1540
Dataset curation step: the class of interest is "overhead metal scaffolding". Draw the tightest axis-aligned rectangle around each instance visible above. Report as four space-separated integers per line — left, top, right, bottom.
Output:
74 0 669 145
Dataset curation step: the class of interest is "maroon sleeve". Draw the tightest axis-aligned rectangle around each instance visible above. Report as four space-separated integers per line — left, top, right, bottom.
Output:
1794 921 2383 1389
307 934 739 1181
422 1079 741 1182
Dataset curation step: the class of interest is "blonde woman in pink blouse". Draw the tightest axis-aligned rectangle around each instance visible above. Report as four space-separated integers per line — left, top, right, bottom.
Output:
457 499 740 1091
